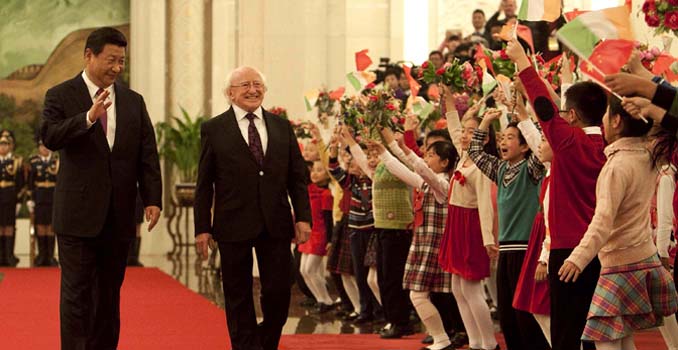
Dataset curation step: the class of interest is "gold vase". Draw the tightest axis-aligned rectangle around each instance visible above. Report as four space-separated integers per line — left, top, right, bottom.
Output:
174 182 196 207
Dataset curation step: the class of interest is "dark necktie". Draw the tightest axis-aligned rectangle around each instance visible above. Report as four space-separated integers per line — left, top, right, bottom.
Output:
95 88 108 136
245 113 264 165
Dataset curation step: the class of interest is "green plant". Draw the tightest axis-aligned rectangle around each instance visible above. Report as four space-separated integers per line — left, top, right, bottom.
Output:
155 107 206 183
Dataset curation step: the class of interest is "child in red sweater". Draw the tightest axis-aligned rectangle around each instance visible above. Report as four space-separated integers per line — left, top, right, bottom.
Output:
507 38 607 350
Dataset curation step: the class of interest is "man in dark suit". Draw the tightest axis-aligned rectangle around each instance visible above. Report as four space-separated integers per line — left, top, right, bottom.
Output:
194 66 311 350
41 27 162 350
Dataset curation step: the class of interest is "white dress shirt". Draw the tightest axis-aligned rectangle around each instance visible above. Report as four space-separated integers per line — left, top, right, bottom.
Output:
82 71 116 148
233 104 268 155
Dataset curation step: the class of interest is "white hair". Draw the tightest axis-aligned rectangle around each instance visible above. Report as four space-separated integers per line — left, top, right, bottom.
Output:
223 66 267 103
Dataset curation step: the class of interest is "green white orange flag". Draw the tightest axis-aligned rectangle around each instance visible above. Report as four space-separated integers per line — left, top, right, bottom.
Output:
304 90 319 112
346 71 377 91
518 0 561 22
556 5 633 59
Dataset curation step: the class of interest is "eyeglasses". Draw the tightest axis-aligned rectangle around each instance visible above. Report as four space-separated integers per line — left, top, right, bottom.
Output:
230 81 264 90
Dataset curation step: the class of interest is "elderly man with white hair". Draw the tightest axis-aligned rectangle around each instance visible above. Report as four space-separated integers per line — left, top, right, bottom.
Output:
194 66 312 350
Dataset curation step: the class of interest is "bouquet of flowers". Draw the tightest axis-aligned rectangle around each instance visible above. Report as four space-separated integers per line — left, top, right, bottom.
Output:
290 120 313 139
339 96 366 135
269 106 289 119
489 48 516 78
534 54 562 91
642 0 678 36
419 58 480 93
315 89 336 127
362 89 405 140
635 41 663 70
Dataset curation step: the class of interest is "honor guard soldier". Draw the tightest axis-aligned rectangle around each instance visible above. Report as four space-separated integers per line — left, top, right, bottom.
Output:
27 136 59 266
0 133 23 266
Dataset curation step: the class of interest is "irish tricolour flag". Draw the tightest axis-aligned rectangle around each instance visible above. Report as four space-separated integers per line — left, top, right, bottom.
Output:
518 0 561 22
556 5 633 59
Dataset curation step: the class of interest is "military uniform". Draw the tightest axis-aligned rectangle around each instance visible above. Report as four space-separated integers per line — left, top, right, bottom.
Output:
27 151 59 266
0 135 24 267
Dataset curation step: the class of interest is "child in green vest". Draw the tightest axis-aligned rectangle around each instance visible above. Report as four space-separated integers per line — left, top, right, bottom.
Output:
467 108 549 350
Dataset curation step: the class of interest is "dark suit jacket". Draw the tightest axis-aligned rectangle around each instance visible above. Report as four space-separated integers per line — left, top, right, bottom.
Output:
41 74 162 238
194 107 311 242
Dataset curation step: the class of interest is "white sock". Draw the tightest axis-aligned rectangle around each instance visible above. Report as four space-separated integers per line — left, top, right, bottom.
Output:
367 267 382 305
300 254 333 304
660 316 678 350
341 273 361 313
410 291 450 349
459 276 497 350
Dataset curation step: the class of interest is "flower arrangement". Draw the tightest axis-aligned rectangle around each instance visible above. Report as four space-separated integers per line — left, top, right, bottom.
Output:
290 120 313 139
419 59 480 93
635 41 663 70
362 89 405 139
269 106 289 119
489 48 517 78
535 54 561 91
315 89 336 127
339 96 366 135
642 0 678 35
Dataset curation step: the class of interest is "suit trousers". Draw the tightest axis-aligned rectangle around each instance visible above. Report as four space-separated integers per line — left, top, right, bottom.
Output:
497 250 550 350
218 233 293 350
549 248 600 350
57 214 132 350
376 229 413 327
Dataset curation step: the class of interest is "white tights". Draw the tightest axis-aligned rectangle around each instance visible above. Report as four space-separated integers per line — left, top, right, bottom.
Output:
659 316 678 350
410 291 450 350
340 273 361 314
595 335 636 350
367 266 382 305
300 254 333 305
451 274 497 350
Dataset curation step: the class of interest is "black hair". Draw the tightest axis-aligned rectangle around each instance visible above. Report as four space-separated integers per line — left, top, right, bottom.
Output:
426 129 452 143
429 50 444 59
607 95 654 138
426 141 459 173
384 68 401 79
447 35 461 42
506 122 532 158
473 9 485 16
454 42 473 56
564 81 607 126
85 27 127 55
467 117 499 157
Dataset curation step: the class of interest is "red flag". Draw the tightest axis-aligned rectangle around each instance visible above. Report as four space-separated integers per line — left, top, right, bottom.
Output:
564 9 588 22
329 86 345 100
653 53 678 83
355 49 372 71
402 65 421 97
474 44 495 76
580 39 635 89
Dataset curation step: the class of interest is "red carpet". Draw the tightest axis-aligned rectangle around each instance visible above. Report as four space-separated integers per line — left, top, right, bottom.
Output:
0 268 668 349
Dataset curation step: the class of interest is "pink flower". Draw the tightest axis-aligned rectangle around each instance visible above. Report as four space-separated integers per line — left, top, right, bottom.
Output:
391 116 399 124
436 67 446 75
665 11 678 30
646 13 661 27
443 62 452 69
650 47 661 56
385 104 396 111
358 117 364 124
491 51 501 59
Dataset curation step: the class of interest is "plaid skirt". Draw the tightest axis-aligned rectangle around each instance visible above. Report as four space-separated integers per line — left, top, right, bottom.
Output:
363 231 378 267
327 219 354 275
403 227 452 293
582 254 678 342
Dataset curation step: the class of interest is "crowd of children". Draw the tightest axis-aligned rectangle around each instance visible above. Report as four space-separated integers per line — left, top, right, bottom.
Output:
288 37 678 350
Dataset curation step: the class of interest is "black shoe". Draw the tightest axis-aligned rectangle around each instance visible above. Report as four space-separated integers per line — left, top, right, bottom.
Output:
352 313 373 324
342 311 359 321
299 297 317 307
314 303 334 314
379 324 414 339
421 335 433 344
465 345 499 350
450 332 469 348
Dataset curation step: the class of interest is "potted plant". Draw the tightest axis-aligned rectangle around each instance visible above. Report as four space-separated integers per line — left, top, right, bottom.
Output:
156 107 207 207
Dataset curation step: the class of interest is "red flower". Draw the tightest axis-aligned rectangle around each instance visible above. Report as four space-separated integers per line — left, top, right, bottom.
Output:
418 70 424 78
385 104 396 111
665 11 678 30
536 55 546 66
670 0 678 6
399 118 406 125
318 92 325 96
475 66 483 83
499 49 509 60
436 67 446 75
642 0 655 12
365 82 376 89
646 13 661 27
369 95 379 102
453 171 466 186
422 61 430 69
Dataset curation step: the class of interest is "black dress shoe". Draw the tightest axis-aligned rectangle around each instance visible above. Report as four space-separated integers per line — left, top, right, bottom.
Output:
352 313 373 324
342 311 359 321
450 332 468 348
379 324 414 339
299 297 317 307
421 334 433 344
314 302 334 314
